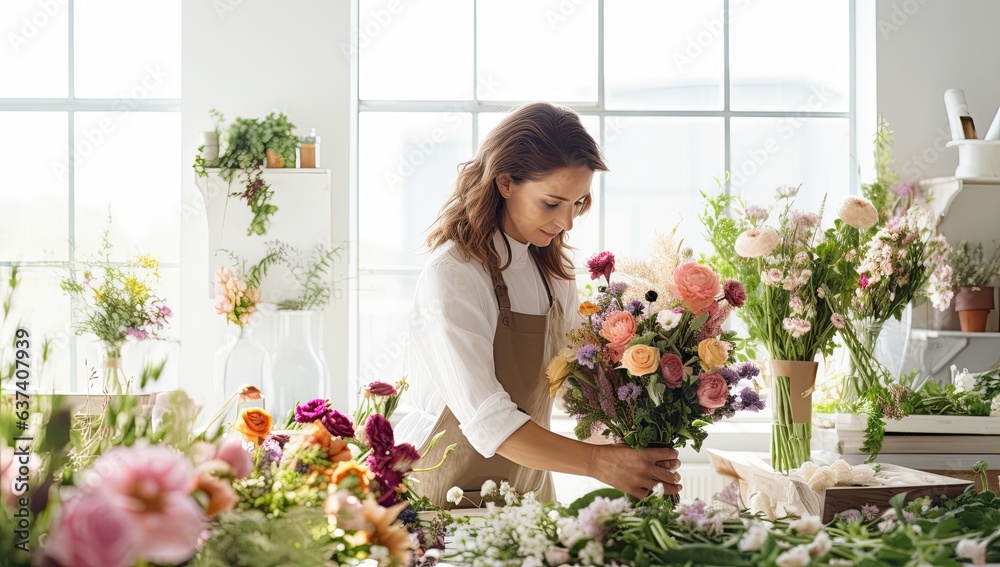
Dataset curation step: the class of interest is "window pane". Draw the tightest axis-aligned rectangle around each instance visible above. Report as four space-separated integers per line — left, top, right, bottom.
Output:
359 0 473 100
358 112 473 268
74 0 181 98
0 1 69 97
605 0 724 110
357 273 416 384
2 267 72 393
74 112 181 263
477 0 597 102
730 117 850 218
0 112 69 261
730 0 849 111
602 117 724 259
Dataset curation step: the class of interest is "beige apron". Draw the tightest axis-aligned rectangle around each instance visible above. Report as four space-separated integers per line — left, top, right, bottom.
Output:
416 252 564 508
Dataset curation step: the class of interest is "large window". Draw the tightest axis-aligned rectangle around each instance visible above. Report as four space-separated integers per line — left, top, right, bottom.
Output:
351 0 855 389
0 0 182 393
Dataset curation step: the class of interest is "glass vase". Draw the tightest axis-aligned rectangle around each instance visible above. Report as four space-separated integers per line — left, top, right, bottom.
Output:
102 341 129 394
270 310 325 427
212 325 272 430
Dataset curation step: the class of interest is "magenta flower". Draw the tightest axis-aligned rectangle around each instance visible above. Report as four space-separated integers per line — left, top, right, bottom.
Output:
859 274 870 289
364 414 421 506
159 305 173 318
365 381 397 397
722 280 747 308
294 398 330 423
586 251 616 282
321 410 356 439
125 328 148 340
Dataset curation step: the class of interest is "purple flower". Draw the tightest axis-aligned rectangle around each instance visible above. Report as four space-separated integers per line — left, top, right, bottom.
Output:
364 414 422 505
586 251 615 282
734 362 760 379
735 387 764 412
294 398 330 423
590 314 605 334
159 305 173 318
718 368 740 387
861 504 879 521
260 435 288 467
626 299 645 317
678 500 707 524
722 280 746 308
125 328 148 340
365 381 397 397
576 344 599 369
616 383 642 403
607 281 628 296
321 410 355 438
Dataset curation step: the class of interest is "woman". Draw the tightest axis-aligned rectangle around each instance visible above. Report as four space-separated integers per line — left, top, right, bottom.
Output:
397 102 681 507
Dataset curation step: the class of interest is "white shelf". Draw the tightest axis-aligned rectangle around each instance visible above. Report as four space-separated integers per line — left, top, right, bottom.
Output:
201 167 330 176
912 329 1000 339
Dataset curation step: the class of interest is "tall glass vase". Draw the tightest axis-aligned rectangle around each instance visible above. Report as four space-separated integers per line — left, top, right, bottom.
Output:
102 341 129 394
270 310 325 427
769 360 818 473
843 320 885 403
212 325 271 430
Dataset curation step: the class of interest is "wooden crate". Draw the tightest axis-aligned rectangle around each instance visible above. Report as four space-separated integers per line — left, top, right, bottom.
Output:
708 449 974 523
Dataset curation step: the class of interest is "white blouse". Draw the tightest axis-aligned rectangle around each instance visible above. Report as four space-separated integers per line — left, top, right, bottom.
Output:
396 230 581 458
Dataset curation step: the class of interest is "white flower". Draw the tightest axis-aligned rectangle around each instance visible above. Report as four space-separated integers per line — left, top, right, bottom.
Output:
446 486 464 505
748 491 776 520
735 226 781 258
655 309 682 331
369 545 389 564
830 313 845 329
763 268 784 285
790 514 823 536
954 368 977 394
776 545 812 567
795 461 819 483
481 479 497 496
579 540 604 566
738 522 769 552
828 459 853 484
776 185 800 200
651 482 664 498
504 490 520 506
788 296 805 315
991 393 1000 417
545 546 571 567
846 465 879 486
807 531 832 557
558 347 577 361
782 317 812 339
838 195 879 230
499 480 512 495
956 538 988 565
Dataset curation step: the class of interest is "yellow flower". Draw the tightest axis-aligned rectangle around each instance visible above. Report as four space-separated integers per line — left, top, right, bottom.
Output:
697 338 731 370
133 254 160 276
621 344 660 376
579 301 601 316
546 355 571 398
124 276 150 299
558 347 577 362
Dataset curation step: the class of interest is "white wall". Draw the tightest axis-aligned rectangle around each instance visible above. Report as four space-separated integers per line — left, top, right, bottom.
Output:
180 0 352 412
875 0 1000 181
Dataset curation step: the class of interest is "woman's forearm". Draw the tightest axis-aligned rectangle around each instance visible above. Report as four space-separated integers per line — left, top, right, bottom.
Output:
495 420 598 477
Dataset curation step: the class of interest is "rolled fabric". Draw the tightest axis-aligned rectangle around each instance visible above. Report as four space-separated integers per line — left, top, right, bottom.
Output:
944 88 970 141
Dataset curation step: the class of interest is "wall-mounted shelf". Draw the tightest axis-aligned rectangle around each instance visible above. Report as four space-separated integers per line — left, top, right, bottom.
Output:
912 329 1000 339
201 167 331 177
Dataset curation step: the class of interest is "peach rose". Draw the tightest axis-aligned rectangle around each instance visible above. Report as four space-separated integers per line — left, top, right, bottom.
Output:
234 408 272 444
697 338 731 370
621 345 660 376
599 311 637 347
660 353 685 388
670 262 721 313
546 355 571 398
696 372 730 411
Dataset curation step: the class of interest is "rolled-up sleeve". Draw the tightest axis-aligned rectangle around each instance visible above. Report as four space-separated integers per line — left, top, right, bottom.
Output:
410 260 529 458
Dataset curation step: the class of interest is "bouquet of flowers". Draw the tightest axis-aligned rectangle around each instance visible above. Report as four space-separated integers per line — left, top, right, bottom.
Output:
549 250 761 474
214 265 263 327
60 228 172 391
701 185 855 472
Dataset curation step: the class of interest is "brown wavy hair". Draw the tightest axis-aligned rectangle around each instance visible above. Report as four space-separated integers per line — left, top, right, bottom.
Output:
426 102 608 281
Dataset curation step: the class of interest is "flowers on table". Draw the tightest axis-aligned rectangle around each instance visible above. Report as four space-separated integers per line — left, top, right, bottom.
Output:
552 249 760 465
234 407 273 444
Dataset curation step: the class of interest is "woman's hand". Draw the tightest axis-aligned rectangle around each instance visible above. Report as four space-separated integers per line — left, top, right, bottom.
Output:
587 444 682 500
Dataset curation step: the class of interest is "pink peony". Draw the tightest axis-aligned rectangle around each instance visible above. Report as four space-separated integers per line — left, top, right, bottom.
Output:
46 493 141 567
723 280 746 308
696 372 730 411
586 251 616 282
85 446 205 564
660 353 685 388
670 262 721 314
599 311 637 348
213 437 253 479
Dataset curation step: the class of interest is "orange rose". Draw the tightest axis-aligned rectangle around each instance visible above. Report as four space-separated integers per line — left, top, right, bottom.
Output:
234 408 272 444
191 473 238 517
332 461 372 492
579 301 601 316
301 420 353 463
670 262 721 313
599 311 637 347
621 344 660 376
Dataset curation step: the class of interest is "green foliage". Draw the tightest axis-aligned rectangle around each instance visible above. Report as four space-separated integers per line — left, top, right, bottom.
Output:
266 240 342 311
193 507 336 567
949 240 1000 289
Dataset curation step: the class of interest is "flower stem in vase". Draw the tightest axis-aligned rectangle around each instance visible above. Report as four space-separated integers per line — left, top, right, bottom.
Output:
769 360 817 473
103 343 129 394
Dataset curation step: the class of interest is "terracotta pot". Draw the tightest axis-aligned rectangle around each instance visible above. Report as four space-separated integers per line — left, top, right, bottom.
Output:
265 148 284 168
954 286 994 332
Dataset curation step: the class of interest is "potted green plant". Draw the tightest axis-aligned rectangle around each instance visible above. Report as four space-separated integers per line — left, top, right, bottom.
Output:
193 109 299 236
950 240 1000 332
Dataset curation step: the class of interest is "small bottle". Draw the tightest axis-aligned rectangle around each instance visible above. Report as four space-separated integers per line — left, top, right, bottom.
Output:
300 128 320 168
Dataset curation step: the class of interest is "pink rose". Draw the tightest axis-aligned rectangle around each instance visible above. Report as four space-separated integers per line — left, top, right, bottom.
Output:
86 446 205 564
213 437 253 479
670 262 722 314
606 343 625 364
696 372 730 411
586 251 616 282
47 493 140 567
599 311 637 347
660 353 685 388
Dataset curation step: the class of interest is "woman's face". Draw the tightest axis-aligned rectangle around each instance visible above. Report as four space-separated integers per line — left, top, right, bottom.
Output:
498 165 593 248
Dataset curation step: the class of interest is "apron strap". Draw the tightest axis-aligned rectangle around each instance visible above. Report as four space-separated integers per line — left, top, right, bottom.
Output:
489 233 554 327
